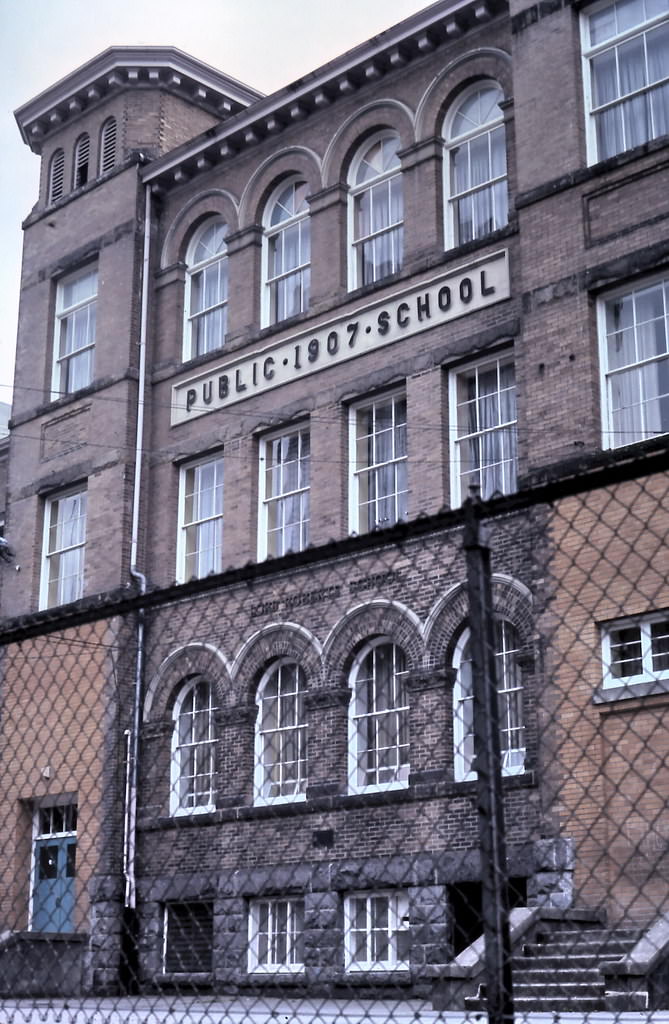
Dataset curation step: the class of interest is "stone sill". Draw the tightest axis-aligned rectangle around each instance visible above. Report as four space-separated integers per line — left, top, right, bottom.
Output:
343 970 412 986
242 971 306 985
514 134 669 211
594 679 669 707
0 930 88 948
10 371 138 430
153 972 212 988
139 770 537 832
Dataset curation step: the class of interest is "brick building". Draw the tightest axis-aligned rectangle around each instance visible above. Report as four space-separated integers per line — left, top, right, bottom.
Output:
1 0 668 1005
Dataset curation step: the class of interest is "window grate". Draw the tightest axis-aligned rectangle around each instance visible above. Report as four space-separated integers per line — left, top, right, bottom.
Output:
163 902 213 973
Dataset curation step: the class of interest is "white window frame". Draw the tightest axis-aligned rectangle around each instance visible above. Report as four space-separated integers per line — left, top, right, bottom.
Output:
453 621 526 783
262 178 311 327
183 219 229 361
40 486 87 610
598 274 669 448
602 611 669 687
348 132 404 290
444 82 508 249
258 424 310 560
449 353 518 506
254 659 308 805
248 898 305 974
170 678 217 816
344 891 410 972
177 454 224 583
348 390 408 535
581 0 669 165
52 266 97 398
348 639 410 794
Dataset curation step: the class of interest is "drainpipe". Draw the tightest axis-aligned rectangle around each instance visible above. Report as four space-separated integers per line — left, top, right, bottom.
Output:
120 181 151 990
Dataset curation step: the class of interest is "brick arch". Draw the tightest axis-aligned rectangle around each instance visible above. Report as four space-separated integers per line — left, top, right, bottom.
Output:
416 48 513 141
238 146 323 228
231 622 323 703
425 573 533 665
322 99 416 188
323 599 424 678
160 189 239 269
144 642 232 720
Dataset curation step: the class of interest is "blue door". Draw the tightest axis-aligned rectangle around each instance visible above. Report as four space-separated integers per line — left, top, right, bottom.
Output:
32 836 76 933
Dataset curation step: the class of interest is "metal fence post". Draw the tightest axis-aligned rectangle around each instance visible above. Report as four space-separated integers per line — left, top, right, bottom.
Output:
464 494 514 1024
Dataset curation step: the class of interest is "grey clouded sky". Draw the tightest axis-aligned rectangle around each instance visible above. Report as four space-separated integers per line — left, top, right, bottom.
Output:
0 0 430 407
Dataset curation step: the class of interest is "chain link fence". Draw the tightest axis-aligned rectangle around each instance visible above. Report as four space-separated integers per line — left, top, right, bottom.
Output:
1 451 668 1022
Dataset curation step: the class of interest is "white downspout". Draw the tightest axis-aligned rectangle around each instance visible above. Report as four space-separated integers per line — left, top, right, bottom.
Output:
123 181 152 911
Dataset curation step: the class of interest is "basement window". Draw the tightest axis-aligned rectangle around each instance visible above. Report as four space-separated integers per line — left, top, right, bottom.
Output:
344 891 410 971
163 902 213 974
248 898 305 973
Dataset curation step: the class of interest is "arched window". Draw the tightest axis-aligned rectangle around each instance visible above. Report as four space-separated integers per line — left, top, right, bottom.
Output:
99 117 117 175
264 179 311 326
48 149 65 205
184 219 229 360
453 620 525 782
171 678 216 814
254 660 307 803
349 133 403 289
444 83 508 247
348 640 409 792
73 133 90 189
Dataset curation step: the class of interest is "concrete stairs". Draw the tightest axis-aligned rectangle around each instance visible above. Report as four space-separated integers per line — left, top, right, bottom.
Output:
508 923 643 1011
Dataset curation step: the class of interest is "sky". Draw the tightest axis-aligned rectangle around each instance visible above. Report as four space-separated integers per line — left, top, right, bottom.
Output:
0 0 432 410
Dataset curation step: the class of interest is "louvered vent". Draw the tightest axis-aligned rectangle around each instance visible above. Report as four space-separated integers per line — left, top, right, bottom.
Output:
163 902 213 973
73 133 90 188
48 149 65 204
100 118 117 174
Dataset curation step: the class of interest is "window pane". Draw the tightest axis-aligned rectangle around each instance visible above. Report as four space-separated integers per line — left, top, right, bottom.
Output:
454 359 517 502
262 429 310 557
610 626 644 677
351 643 408 789
588 2 669 159
181 460 224 580
351 136 403 284
44 490 86 609
447 86 507 244
651 619 669 671
454 624 524 779
604 280 669 446
257 662 307 799
266 182 310 324
57 271 97 394
354 395 407 533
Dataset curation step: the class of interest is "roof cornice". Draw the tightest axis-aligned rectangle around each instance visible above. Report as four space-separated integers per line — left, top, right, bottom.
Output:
14 46 264 154
142 0 508 191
